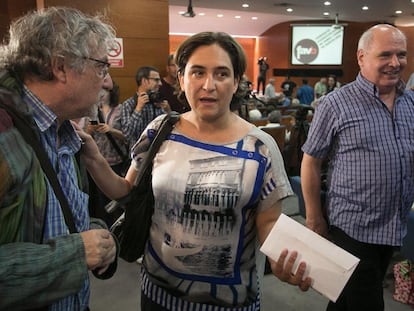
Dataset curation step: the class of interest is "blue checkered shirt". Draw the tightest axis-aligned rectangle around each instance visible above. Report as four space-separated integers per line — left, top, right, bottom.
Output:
302 73 414 246
120 94 164 148
23 86 90 311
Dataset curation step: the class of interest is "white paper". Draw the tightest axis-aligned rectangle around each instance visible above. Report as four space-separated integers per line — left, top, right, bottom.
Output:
260 213 360 302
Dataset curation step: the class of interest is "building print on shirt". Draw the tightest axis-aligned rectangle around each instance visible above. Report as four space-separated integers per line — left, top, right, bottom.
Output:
150 154 251 279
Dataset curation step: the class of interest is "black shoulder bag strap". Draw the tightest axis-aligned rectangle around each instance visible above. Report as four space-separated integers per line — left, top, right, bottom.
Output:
97 108 127 160
132 111 180 187
0 92 77 233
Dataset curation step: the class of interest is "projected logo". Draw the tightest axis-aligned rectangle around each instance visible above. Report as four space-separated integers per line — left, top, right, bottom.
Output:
294 39 319 64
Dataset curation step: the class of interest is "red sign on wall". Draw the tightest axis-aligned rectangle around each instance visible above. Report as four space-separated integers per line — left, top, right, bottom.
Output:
108 38 124 68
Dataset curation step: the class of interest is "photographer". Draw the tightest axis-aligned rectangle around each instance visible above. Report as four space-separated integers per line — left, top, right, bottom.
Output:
257 56 269 95
120 66 170 148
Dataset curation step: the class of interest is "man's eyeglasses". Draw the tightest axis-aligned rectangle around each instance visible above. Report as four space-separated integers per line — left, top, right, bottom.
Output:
84 57 111 78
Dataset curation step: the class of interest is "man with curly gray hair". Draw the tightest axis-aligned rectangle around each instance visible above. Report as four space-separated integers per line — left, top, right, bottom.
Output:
0 7 118 311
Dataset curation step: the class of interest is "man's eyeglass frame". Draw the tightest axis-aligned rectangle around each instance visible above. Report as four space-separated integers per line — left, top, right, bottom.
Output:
84 57 111 78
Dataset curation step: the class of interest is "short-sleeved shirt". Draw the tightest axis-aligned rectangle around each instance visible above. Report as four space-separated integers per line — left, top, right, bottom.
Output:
302 73 414 246
134 116 292 311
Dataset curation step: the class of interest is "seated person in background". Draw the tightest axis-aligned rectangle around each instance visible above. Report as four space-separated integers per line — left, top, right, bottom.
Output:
259 110 282 128
248 107 263 121
296 79 314 105
278 92 291 107
326 74 340 94
290 98 301 108
260 110 291 142
247 100 263 121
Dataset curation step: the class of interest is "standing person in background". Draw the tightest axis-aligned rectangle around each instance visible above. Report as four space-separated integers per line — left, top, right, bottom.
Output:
301 24 414 311
0 7 118 310
85 79 128 225
159 54 190 113
77 31 311 311
326 74 340 94
280 75 297 99
314 76 327 99
296 79 314 105
257 56 269 95
120 66 170 148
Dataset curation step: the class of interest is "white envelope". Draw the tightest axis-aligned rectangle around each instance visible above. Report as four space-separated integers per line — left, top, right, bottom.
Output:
260 213 360 302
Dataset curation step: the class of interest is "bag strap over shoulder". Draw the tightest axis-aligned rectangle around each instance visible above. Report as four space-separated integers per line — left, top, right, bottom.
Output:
132 112 180 187
0 88 77 233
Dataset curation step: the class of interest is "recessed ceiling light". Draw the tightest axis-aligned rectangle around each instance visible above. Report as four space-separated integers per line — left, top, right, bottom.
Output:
362 6 369 11
286 8 293 13
252 16 258 20
178 11 185 15
235 15 241 19
395 10 403 14
323 12 330 16
242 4 249 8
217 14 223 18
324 1 331 6
198 12 205 16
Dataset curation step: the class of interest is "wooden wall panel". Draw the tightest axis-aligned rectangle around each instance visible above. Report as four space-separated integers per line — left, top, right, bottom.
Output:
43 0 169 102
109 0 168 38
0 0 37 42
0 1 9 41
236 37 256 83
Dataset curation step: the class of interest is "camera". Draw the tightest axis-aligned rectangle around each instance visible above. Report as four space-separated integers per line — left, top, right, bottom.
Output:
147 90 162 103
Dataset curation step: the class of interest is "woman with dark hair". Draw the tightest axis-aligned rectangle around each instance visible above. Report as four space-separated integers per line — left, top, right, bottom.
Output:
85 78 128 224
326 74 340 94
86 79 127 175
78 31 310 311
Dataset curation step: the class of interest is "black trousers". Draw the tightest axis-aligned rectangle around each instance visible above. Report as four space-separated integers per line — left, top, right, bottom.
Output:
326 226 394 311
141 292 168 311
256 76 266 95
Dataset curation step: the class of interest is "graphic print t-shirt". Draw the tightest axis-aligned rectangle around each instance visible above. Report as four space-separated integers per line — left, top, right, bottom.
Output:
133 117 292 308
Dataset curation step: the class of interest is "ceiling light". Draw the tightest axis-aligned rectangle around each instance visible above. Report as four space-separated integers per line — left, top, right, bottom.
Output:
395 10 403 14
217 14 224 18
252 16 258 20
323 12 330 16
362 6 369 11
198 12 205 16
242 4 249 8
235 15 241 19
324 1 331 5
286 8 293 13
181 0 196 18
